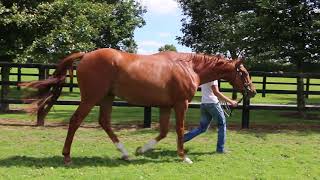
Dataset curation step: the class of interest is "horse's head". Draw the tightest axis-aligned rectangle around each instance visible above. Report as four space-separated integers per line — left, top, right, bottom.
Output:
190 53 256 98
226 57 256 98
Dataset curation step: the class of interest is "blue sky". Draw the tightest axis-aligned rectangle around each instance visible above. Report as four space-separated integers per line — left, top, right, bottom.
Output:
134 0 191 54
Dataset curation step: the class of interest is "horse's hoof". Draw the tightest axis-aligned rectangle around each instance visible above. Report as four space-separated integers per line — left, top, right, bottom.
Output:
121 155 130 161
183 157 193 164
135 146 143 156
64 158 72 166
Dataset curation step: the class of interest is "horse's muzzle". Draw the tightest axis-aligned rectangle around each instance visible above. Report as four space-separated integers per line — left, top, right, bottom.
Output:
248 90 257 98
242 87 257 98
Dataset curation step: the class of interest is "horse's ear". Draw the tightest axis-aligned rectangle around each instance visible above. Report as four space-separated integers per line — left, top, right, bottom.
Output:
234 59 243 67
216 54 225 58
239 55 245 62
235 54 245 67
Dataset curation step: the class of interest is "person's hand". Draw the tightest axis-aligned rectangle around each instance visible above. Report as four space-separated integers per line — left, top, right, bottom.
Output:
229 100 238 107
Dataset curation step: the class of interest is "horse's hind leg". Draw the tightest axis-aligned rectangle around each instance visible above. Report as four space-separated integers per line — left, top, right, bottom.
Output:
62 102 95 165
99 96 130 160
136 107 171 155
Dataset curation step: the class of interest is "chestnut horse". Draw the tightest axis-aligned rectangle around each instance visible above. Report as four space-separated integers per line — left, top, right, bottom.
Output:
21 48 256 164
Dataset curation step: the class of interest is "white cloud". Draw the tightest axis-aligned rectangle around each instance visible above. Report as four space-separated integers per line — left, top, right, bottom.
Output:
138 0 179 15
158 32 171 38
137 40 165 54
137 48 154 55
139 40 164 48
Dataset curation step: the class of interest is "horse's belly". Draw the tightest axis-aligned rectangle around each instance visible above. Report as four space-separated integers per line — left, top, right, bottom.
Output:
112 81 173 106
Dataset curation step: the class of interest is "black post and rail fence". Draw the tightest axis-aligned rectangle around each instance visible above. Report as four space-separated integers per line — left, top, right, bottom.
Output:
1 62 320 128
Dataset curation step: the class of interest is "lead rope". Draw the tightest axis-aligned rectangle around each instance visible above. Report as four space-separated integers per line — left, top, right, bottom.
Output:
220 97 243 117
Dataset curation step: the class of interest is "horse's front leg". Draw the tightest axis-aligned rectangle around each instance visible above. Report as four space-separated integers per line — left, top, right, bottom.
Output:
99 96 130 161
174 100 193 164
136 107 171 155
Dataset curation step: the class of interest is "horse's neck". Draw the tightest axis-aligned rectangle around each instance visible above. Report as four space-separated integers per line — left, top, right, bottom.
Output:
190 54 231 84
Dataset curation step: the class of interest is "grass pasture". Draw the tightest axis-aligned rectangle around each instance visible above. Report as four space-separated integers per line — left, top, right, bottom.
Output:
0 125 319 179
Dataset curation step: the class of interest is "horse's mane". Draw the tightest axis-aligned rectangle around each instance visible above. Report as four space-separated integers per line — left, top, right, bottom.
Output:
187 53 227 68
159 51 228 69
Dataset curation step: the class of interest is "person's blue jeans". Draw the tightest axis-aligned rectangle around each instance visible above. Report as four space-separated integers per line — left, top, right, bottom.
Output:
184 103 226 152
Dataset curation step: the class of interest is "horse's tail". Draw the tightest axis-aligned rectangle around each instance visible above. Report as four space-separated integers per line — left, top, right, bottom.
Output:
20 52 85 115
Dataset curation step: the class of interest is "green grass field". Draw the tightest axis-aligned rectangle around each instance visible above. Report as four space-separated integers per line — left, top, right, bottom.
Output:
0 126 319 179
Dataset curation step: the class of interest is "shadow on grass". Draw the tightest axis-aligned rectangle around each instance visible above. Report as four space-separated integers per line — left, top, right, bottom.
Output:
139 149 178 159
0 149 210 168
0 155 174 168
140 148 211 162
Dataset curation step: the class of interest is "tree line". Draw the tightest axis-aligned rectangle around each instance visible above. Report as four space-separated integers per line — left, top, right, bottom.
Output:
0 0 145 63
0 0 319 72
177 0 320 72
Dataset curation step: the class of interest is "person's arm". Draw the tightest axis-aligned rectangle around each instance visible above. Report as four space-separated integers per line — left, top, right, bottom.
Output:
212 85 238 107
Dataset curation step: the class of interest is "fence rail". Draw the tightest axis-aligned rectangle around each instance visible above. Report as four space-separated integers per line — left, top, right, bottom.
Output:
1 62 320 128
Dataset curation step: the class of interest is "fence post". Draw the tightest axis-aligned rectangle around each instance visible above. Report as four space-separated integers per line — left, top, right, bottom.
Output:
305 77 310 99
38 67 46 80
17 67 22 90
69 69 74 92
241 94 250 129
262 75 267 97
45 68 50 79
143 106 152 128
37 66 46 126
0 66 10 112
232 89 237 100
297 73 306 116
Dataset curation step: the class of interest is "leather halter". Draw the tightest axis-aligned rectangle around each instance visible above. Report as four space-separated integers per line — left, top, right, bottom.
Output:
234 64 253 96
222 64 253 117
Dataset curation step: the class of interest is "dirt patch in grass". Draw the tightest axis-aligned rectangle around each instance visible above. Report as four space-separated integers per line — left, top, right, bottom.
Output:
0 118 319 132
279 111 320 120
1 109 26 114
185 123 320 132
0 118 144 130
229 123 320 132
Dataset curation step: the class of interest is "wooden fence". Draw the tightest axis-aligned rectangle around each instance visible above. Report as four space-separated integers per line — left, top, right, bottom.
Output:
1 62 320 128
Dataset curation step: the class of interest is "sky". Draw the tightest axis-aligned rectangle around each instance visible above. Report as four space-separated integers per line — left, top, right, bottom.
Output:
134 0 192 54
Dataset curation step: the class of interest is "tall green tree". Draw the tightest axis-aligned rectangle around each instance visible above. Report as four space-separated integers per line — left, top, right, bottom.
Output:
177 0 320 115
158 44 177 52
0 0 146 63
177 0 320 68
177 0 255 58
251 0 320 115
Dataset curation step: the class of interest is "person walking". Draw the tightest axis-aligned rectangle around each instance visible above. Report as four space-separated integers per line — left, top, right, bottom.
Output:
184 80 238 153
